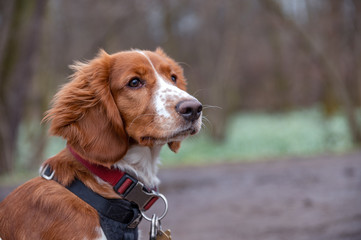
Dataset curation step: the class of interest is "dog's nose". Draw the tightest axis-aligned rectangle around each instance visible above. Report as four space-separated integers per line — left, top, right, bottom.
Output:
176 100 202 122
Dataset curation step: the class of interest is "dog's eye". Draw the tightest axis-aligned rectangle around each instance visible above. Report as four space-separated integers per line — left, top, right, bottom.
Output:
128 78 143 88
171 74 177 83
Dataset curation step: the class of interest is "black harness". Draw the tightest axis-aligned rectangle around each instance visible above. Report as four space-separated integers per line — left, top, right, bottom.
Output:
67 179 141 240
42 167 142 240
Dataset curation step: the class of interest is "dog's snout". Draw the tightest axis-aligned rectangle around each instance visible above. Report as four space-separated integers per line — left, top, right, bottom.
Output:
176 100 202 122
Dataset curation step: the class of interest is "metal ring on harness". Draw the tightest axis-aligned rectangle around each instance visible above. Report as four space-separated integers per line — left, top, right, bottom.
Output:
40 165 55 180
141 192 168 221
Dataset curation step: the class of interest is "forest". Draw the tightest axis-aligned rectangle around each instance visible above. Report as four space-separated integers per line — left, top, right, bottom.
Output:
1 0 361 174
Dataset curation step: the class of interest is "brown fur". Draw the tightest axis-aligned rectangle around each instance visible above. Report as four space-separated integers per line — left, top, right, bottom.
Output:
0 178 100 240
43 50 129 167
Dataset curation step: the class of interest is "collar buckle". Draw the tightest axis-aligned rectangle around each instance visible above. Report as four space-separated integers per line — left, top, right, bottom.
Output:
114 174 159 211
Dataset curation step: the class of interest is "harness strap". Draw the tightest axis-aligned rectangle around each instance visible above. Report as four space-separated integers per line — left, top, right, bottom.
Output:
42 166 142 228
66 179 142 227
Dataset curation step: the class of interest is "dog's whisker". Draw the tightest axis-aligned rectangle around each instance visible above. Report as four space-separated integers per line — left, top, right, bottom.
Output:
202 116 212 125
143 119 159 131
177 61 192 70
191 88 208 98
201 116 213 130
129 113 158 123
201 121 209 131
202 105 222 110
128 113 158 129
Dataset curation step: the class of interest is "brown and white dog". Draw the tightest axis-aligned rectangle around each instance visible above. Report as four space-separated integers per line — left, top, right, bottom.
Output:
0 48 202 239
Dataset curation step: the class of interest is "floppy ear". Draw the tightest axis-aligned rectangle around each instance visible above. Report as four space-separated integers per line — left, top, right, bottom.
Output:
168 141 181 153
43 50 128 167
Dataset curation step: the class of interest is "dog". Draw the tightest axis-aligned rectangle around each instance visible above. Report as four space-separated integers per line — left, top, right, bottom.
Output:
0 48 202 239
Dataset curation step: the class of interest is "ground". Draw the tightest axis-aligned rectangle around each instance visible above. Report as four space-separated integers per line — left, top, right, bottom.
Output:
1 152 361 240
139 151 361 240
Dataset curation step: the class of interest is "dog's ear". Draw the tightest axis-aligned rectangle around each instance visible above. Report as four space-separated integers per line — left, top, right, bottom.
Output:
43 50 128 167
168 141 181 153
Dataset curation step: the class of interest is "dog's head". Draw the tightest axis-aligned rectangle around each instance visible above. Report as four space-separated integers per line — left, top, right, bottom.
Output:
44 48 202 167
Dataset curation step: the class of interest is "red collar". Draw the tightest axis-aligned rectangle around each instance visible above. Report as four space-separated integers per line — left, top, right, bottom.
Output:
67 145 159 211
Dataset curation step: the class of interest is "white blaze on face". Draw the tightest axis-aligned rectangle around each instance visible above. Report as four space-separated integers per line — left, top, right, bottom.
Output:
135 50 193 120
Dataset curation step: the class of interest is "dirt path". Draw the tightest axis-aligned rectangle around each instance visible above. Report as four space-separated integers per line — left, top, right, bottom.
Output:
1 152 361 240
139 151 361 240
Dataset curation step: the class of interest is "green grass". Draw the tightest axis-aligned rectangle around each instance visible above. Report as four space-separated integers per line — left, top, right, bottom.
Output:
160 107 355 166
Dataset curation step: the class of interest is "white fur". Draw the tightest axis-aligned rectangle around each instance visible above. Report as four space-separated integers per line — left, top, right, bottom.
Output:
135 50 194 120
114 145 162 188
94 227 107 240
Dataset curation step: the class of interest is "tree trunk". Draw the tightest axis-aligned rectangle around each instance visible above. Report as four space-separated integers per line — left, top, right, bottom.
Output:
261 0 361 145
0 0 47 174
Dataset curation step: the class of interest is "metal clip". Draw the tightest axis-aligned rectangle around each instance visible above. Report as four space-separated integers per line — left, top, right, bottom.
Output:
40 165 55 180
124 181 158 211
150 214 160 240
141 193 168 222
114 174 161 212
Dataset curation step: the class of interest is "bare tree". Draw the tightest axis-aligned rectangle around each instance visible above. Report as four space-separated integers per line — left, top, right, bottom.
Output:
260 0 361 144
0 0 47 174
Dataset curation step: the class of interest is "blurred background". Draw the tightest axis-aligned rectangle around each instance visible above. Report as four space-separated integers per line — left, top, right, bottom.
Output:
1 0 361 239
